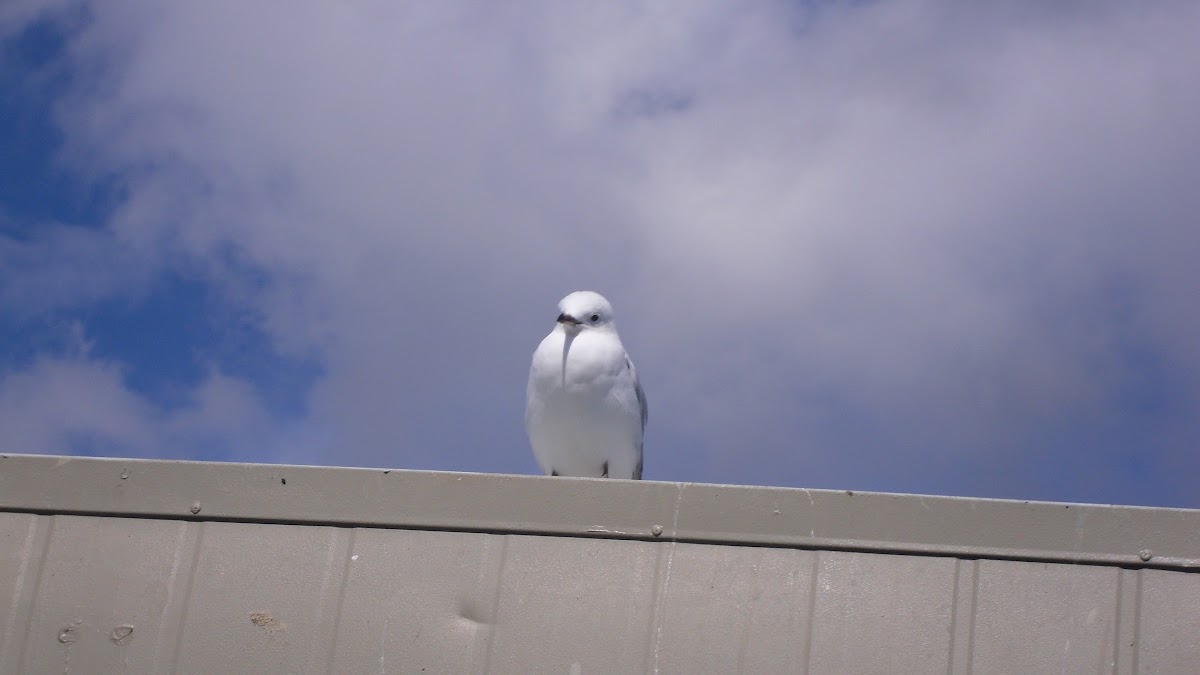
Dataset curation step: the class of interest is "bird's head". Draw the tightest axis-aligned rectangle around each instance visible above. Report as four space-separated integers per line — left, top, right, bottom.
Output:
556 291 616 333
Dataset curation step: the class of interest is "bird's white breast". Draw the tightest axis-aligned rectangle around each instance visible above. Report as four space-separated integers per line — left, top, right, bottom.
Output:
525 328 642 478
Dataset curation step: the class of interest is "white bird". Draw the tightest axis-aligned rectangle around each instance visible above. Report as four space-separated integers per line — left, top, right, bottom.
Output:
525 291 647 479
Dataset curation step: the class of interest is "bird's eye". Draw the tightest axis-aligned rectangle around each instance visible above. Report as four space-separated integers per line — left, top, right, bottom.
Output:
590 314 600 322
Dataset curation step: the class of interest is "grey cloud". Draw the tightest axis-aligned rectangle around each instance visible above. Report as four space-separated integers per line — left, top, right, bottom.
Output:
3 1 1198 505
0 222 153 315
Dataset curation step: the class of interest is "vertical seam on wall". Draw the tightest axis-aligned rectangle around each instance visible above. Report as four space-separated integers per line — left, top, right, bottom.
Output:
801 549 821 674
965 559 981 674
649 482 686 674
322 527 358 675
12 514 54 675
0 516 41 657
947 558 963 675
166 521 206 675
1131 569 1143 674
480 533 510 674
1112 567 1123 675
948 557 980 675
150 520 194 673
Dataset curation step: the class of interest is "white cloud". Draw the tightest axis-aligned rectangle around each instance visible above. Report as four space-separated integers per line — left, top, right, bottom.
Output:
3 0 1199 503
0 355 154 455
0 349 289 461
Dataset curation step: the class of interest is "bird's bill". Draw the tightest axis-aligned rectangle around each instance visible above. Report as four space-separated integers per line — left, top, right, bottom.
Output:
557 313 582 326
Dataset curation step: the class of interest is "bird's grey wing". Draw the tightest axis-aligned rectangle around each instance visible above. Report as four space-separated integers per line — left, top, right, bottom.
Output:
625 354 647 431
626 354 646 480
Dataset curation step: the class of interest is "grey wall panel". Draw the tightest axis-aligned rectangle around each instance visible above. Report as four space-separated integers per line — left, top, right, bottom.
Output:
486 535 659 674
1139 569 1200 675
971 559 1119 674
652 543 815 672
12 515 197 674
171 521 352 674
807 550 957 674
328 527 506 674
3 455 1200 674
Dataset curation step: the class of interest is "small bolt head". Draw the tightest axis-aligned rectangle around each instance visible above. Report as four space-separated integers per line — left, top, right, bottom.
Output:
190 502 202 514
651 524 664 537
1138 549 1153 562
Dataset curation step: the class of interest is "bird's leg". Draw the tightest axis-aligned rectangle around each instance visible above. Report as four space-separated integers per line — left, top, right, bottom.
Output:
602 461 609 478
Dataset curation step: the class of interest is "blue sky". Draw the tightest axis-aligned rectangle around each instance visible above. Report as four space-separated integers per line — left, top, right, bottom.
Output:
2 1 1199 507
